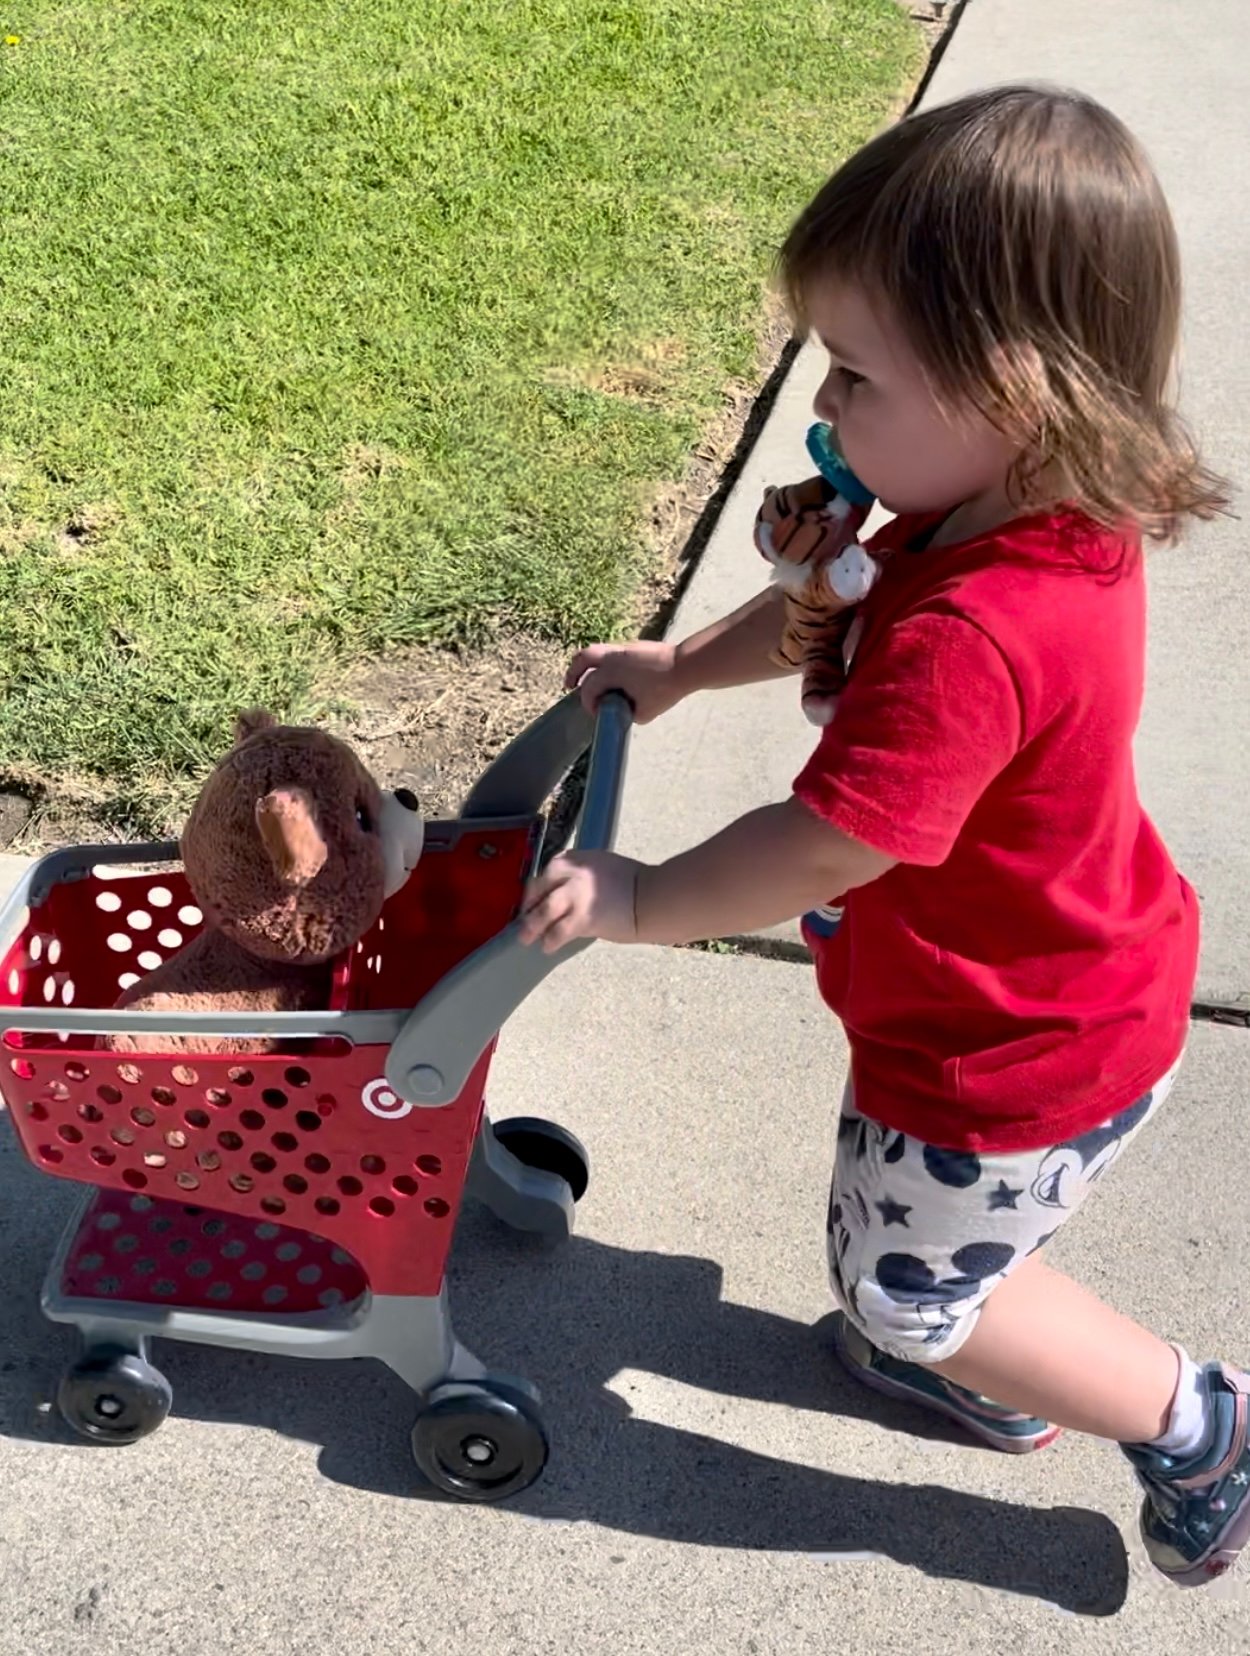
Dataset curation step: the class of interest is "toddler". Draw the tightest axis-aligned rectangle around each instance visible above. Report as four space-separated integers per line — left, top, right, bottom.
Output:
521 85 1242 1588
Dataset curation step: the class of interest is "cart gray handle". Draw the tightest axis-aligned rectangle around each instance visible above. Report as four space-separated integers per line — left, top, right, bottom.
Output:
460 689 595 822
384 691 632 1106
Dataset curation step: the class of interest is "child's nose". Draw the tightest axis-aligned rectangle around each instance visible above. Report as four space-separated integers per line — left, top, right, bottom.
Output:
814 370 843 427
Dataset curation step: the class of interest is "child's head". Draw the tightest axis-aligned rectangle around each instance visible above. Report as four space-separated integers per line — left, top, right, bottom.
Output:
781 85 1228 540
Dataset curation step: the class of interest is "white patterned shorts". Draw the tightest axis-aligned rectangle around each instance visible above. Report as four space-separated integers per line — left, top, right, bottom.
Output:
826 1056 1182 1364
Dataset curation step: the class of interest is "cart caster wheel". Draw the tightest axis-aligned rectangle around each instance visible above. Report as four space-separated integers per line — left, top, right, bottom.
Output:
492 1117 590 1202
57 1350 172 1446
412 1378 549 1502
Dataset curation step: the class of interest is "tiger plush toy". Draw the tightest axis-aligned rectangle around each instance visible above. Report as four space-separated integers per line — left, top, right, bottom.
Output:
754 424 882 726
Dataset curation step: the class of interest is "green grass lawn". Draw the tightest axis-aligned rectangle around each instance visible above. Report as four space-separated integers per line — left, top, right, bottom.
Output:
0 0 920 821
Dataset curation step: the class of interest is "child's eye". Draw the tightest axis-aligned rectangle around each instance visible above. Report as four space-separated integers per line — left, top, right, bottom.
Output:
837 366 866 389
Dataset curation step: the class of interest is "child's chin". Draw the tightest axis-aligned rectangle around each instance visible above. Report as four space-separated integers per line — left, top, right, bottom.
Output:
877 490 939 518
874 492 912 517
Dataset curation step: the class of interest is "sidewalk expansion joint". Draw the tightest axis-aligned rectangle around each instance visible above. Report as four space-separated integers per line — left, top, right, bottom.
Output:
1191 999 1250 1031
678 940 1250 1034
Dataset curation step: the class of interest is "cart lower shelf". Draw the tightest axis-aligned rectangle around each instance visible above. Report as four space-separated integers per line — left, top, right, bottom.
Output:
58 1188 370 1314
40 1113 590 1500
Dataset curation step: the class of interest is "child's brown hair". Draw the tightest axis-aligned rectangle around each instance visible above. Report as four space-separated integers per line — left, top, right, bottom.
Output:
780 85 1229 543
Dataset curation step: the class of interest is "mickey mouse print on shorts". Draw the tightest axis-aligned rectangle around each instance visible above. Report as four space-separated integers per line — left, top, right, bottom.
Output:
825 1055 1182 1364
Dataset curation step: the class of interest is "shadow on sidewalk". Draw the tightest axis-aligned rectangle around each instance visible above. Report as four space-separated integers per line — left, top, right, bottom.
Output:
0 1148 1127 1617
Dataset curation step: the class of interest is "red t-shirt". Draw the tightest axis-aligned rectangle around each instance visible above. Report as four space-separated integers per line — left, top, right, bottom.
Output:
793 507 1198 1153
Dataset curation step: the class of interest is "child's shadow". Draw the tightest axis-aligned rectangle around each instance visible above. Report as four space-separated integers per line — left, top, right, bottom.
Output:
0 1149 1127 1617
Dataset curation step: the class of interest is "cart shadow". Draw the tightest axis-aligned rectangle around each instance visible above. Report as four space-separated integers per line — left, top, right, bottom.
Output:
444 1209 1129 1617
0 1154 1127 1617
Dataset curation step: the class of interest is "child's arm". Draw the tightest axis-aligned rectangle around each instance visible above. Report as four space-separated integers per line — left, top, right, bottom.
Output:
568 587 793 725
519 798 892 953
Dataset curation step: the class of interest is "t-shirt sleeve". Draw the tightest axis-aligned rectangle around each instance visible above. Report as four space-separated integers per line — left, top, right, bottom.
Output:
793 611 1023 866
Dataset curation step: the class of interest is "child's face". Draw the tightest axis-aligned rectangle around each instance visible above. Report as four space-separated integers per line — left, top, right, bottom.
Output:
807 281 1019 519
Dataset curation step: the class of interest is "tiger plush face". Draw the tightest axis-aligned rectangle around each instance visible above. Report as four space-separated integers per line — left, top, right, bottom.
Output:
753 472 882 727
755 476 854 591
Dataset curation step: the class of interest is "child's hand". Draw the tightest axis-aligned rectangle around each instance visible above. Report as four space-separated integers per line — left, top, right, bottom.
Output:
519 851 641 952
565 641 683 725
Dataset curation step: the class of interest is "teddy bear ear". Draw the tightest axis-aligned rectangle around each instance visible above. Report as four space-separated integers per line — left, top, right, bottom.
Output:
234 708 279 747
255 788 328 888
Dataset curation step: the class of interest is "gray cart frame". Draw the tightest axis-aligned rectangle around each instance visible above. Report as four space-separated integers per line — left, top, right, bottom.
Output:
0 692 631 1499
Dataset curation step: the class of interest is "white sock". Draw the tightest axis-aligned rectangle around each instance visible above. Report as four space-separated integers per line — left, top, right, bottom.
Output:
1150 1347 1209 1459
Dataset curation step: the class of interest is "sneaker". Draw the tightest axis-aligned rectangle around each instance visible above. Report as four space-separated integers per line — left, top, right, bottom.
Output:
1122 1362 1250 1587
830 1313 1062 1454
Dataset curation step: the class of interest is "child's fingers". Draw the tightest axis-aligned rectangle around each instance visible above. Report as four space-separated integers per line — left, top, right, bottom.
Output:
518 878 573 947
578 675 605 715
518 881 544 932
564 645 608 689
540 912 583 954
517 896 551 944
521 856 572 911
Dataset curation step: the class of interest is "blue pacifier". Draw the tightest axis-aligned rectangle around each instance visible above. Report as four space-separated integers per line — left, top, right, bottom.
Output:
805 424 875 509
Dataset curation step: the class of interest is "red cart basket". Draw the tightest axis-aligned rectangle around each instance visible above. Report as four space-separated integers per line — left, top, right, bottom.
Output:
0 693 630 1502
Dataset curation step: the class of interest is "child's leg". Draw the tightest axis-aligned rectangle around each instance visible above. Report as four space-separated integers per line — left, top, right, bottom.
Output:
827 1059 1250 1587
933 1251 1250 1586
826 1066 1179 1392
931 1252 1177 1441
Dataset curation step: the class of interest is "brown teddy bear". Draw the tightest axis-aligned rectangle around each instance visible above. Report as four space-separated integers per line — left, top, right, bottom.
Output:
107 710 424 1054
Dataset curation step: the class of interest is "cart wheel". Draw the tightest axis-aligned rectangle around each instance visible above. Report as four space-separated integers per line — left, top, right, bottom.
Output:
57 1350 172 1446
491 1117 590 1203
412 1378 549 1502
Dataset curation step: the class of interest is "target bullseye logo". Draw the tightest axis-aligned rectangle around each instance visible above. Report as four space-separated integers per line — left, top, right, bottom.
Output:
361 1078 414 1120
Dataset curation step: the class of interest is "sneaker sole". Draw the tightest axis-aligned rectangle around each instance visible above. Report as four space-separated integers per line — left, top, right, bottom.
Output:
831 1318 1062 1455
1146 1497 1250 1588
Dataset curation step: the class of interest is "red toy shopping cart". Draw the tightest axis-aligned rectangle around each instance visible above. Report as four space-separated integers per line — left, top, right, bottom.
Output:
0 692 631 1502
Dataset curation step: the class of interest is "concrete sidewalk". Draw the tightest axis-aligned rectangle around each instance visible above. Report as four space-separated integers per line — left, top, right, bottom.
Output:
0 945 1246 1652
0 2 1248 1651
621 0 1250 1001
0 856 29 903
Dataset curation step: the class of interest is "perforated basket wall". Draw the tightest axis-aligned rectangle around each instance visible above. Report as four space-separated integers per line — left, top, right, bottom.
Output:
0 820 538 1300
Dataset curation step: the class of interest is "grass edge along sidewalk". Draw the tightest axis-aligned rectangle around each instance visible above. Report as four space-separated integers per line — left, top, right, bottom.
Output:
0 0 922 834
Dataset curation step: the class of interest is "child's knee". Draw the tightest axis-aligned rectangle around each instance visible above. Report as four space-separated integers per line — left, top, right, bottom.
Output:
833 1269 983 1365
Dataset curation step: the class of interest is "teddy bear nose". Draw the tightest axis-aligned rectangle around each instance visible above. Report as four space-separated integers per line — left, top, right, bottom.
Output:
394 788 420 814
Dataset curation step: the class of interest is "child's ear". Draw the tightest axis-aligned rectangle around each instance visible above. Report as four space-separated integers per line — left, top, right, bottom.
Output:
233 708 279 746
987 339 1049 436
